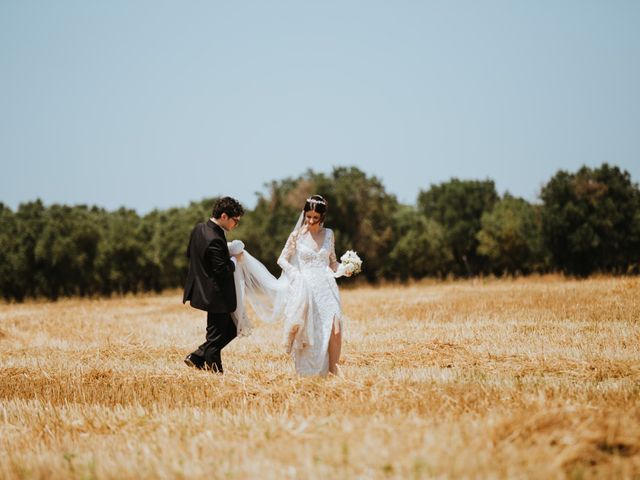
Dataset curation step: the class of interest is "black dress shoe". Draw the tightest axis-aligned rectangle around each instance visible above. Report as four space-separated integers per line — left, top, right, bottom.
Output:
184 353 205 370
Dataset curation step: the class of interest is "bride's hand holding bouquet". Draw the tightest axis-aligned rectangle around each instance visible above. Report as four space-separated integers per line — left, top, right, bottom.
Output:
334 250 362 278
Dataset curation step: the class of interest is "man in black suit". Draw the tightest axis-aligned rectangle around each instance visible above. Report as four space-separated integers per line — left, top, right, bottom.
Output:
183 196 245 373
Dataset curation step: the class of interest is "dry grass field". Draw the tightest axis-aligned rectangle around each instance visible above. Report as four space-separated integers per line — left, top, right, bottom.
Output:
1 276 639 479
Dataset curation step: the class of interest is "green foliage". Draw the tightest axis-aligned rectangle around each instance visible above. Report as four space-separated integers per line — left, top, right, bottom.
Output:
1 163 638 301
387 205 452 280
143 200 210 291
309 167 400 281
0 199 213 301
231 178 303 274
236 167 400 281
540 164 640 275
0 203 19 300
418 179 498 275
12 200 47 300
34 204 101 299
477 194 547 275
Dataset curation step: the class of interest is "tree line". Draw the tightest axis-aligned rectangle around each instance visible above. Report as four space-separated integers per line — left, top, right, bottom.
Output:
1 163 639 301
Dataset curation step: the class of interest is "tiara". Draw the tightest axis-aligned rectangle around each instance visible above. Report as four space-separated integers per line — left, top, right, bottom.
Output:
306 197 327 206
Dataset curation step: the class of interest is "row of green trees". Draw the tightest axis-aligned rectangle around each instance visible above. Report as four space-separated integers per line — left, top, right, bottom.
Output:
1 164 639 301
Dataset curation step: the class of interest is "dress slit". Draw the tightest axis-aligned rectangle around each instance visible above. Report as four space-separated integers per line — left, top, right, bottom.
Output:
331 314 340 335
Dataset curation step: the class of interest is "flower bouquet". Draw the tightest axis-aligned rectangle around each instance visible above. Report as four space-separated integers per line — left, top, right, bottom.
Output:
334 250 362 278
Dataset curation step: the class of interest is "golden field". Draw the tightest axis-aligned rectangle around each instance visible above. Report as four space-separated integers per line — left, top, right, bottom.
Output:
1 276 639 479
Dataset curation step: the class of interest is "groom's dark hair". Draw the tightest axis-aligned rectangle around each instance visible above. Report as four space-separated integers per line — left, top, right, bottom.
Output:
212 197 245 219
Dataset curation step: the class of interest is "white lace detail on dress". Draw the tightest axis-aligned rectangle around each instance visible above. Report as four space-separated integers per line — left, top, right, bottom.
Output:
277 228 342 376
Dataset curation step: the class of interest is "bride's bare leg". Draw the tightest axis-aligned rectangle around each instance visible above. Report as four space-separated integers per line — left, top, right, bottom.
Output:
328 320 342 375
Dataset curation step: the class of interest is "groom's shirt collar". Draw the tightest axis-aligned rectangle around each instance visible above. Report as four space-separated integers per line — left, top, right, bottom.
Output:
207 219 226 237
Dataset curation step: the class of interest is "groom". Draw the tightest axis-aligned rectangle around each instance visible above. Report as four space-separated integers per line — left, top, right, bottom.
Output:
183 196 244 373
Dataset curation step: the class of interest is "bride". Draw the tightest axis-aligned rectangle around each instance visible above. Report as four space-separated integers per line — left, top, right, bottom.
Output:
229 195 352 376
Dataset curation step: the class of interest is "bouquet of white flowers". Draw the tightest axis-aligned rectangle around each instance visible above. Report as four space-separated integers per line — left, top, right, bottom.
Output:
338 250 362 276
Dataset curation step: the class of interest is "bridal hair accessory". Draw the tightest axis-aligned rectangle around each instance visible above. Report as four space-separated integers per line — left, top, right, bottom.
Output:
305 196 327 206
304 196 328 215
292 195 328 234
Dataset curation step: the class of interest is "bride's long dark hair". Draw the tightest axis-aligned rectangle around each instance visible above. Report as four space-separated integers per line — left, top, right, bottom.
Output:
304 195 328 223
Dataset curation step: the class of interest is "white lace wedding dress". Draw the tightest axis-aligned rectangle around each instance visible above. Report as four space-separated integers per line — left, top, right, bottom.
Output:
277 228 343 376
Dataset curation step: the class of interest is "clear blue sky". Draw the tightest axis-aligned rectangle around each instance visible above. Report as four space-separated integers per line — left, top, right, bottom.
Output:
1 1 639 212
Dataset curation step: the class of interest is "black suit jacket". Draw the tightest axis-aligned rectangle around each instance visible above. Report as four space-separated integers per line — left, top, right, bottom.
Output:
183 220 237 313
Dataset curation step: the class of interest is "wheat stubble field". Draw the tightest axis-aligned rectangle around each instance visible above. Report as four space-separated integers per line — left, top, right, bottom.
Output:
0 277 639 479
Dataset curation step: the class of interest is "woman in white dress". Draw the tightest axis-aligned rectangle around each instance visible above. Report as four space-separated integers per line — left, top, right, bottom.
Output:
277 195 349 376
228 195 351 376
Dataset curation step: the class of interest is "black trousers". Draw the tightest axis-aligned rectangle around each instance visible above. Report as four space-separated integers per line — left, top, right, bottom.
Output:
192 312 237 372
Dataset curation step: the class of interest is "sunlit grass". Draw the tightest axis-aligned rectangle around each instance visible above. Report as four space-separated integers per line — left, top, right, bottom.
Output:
1 276 639 479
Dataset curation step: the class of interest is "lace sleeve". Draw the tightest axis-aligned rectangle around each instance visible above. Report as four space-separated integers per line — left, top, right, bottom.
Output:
277 231 298 275
328 229 339 272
